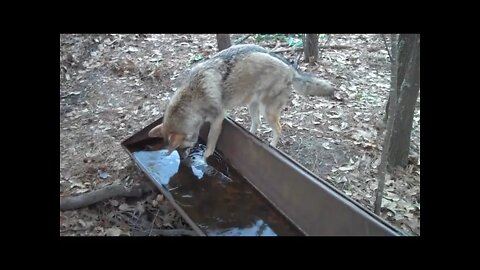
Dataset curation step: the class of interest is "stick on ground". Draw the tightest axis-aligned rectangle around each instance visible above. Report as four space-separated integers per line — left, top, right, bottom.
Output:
60 183 152 211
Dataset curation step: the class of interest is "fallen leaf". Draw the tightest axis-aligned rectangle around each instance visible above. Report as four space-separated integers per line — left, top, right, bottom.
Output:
70 182 86 189
149 57 163 62
78 219 87 227
382 199 397 213
110 199 119 207
329 126 341 132
372 157 381 169
352 129 375 142
98 171 109 179
136 202 145 214
397 200 416 212
339 164 356 171
74 188 90 194
292 99 300 107
94 226 105 234
336 176 348 183
322 142 332 150
105 227 123 236
368 181 378 190
326 113 342 119
126 47 139 52
119 203 129 211
414 203 420 210
384 192 401 202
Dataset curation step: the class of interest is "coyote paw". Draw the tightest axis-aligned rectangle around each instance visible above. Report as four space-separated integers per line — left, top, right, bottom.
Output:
269 139 278 148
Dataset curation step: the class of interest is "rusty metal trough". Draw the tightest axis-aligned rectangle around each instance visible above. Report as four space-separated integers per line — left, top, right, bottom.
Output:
121 116 403 236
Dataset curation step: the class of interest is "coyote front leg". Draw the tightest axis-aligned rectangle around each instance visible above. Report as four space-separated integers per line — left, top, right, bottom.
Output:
204 115 224 159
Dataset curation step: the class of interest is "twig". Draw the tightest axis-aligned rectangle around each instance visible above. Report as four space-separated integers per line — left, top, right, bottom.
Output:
322 44 351 50
103 213 127 228
149 206 161 236
60 92 81 99
105 38 120 46
271 45 352 54
272 42 282 51
271 47 303 53
381 34 393 62
168 186 181 191
293 50 302 70
234 34 252 45
319 34 332 59
136 229 198 236
60 183 152 211
60 227 91 234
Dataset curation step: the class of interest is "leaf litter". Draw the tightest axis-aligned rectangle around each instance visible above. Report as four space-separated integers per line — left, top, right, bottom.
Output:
60 34 420 236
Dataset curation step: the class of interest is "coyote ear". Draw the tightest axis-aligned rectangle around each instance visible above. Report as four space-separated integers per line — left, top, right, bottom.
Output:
167 133 186 152
148 124 164 138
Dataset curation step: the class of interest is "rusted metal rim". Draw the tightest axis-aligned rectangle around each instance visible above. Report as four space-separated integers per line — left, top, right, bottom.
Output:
122 116 403 236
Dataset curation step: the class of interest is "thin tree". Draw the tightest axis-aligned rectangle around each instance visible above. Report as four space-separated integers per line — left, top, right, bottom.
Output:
375 34 420 214
216 34 232 51
303 34 319 64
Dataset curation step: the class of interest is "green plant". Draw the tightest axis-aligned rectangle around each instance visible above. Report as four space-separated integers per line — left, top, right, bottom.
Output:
189 53 203 64
288 36 303 48
255 34 305 47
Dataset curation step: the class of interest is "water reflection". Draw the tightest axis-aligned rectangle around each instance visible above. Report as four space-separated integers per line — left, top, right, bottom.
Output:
133 149 181 185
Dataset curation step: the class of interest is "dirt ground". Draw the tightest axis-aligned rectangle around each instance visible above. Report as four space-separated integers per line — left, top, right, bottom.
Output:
60 34 420 236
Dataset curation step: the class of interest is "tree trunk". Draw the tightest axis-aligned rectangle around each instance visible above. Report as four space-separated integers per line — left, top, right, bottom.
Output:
303 34 319 64
216 34 231 51
387 34 420 168
375 34 419 213
384 34 398 123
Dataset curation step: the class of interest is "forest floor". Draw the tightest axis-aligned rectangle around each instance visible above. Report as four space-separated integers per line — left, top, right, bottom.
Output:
60 34 420 236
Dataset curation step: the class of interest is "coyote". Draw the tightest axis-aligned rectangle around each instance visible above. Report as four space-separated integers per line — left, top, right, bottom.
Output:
148 44 337 159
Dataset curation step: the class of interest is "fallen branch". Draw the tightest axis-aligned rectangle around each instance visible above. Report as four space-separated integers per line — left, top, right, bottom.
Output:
234 34 252 45
293 50 302 70
272 47 301 53
319 34 332 59
151 229 198 236
60 183 152 211
271 45 352 54
134 229 198 236
60 92 81 99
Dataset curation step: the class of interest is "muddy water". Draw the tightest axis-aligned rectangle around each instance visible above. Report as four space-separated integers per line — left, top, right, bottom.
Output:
126 138 303 236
